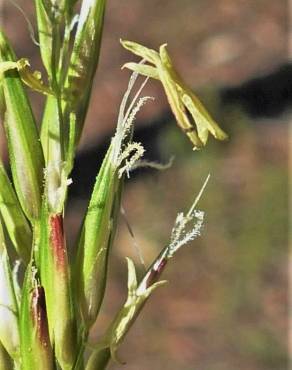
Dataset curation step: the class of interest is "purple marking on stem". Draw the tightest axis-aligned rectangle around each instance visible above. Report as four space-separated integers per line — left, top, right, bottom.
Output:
145 257 167 288
49 214 66 268
31 286 50 347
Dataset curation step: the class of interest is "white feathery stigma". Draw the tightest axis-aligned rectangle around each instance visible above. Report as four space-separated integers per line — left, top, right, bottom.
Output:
166 175 210 258
111 68 154 176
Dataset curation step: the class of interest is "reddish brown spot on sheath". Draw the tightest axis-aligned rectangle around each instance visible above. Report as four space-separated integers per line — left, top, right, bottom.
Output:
145 258 167 288
31 286 50 347
49 214 66 268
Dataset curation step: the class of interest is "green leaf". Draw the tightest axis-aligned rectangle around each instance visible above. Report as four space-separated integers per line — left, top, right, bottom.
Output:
40 95 62 164
40 95 70 214
39 206 77 369
63 0 106 145
0 160 32 264
0 30 44 222
34 0 70 79
34 0 53 76
20 263 54 370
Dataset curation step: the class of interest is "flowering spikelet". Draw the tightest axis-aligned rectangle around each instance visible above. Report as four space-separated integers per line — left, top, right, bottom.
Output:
0 31 44 221
86 177 208 368
74 71 153 329
121 40 228 149
39 206 76 369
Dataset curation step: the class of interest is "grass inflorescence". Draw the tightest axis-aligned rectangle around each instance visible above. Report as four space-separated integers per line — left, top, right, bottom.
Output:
0 1 227 369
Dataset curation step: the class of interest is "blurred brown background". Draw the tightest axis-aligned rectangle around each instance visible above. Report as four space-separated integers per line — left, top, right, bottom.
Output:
1 1 289 369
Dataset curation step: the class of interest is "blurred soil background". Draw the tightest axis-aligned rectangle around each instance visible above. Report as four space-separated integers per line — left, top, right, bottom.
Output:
1 1 289 369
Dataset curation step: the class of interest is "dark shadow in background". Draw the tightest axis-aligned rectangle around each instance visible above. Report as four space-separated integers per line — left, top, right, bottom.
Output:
221 64 292 118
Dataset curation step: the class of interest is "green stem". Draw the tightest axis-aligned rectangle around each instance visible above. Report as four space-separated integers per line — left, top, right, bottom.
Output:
86 349 110 370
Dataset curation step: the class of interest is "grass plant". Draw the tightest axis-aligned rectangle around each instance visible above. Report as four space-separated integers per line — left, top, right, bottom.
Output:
0 1 227 369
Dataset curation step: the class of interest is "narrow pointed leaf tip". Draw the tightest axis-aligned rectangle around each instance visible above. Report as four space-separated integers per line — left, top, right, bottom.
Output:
121 40 228 149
